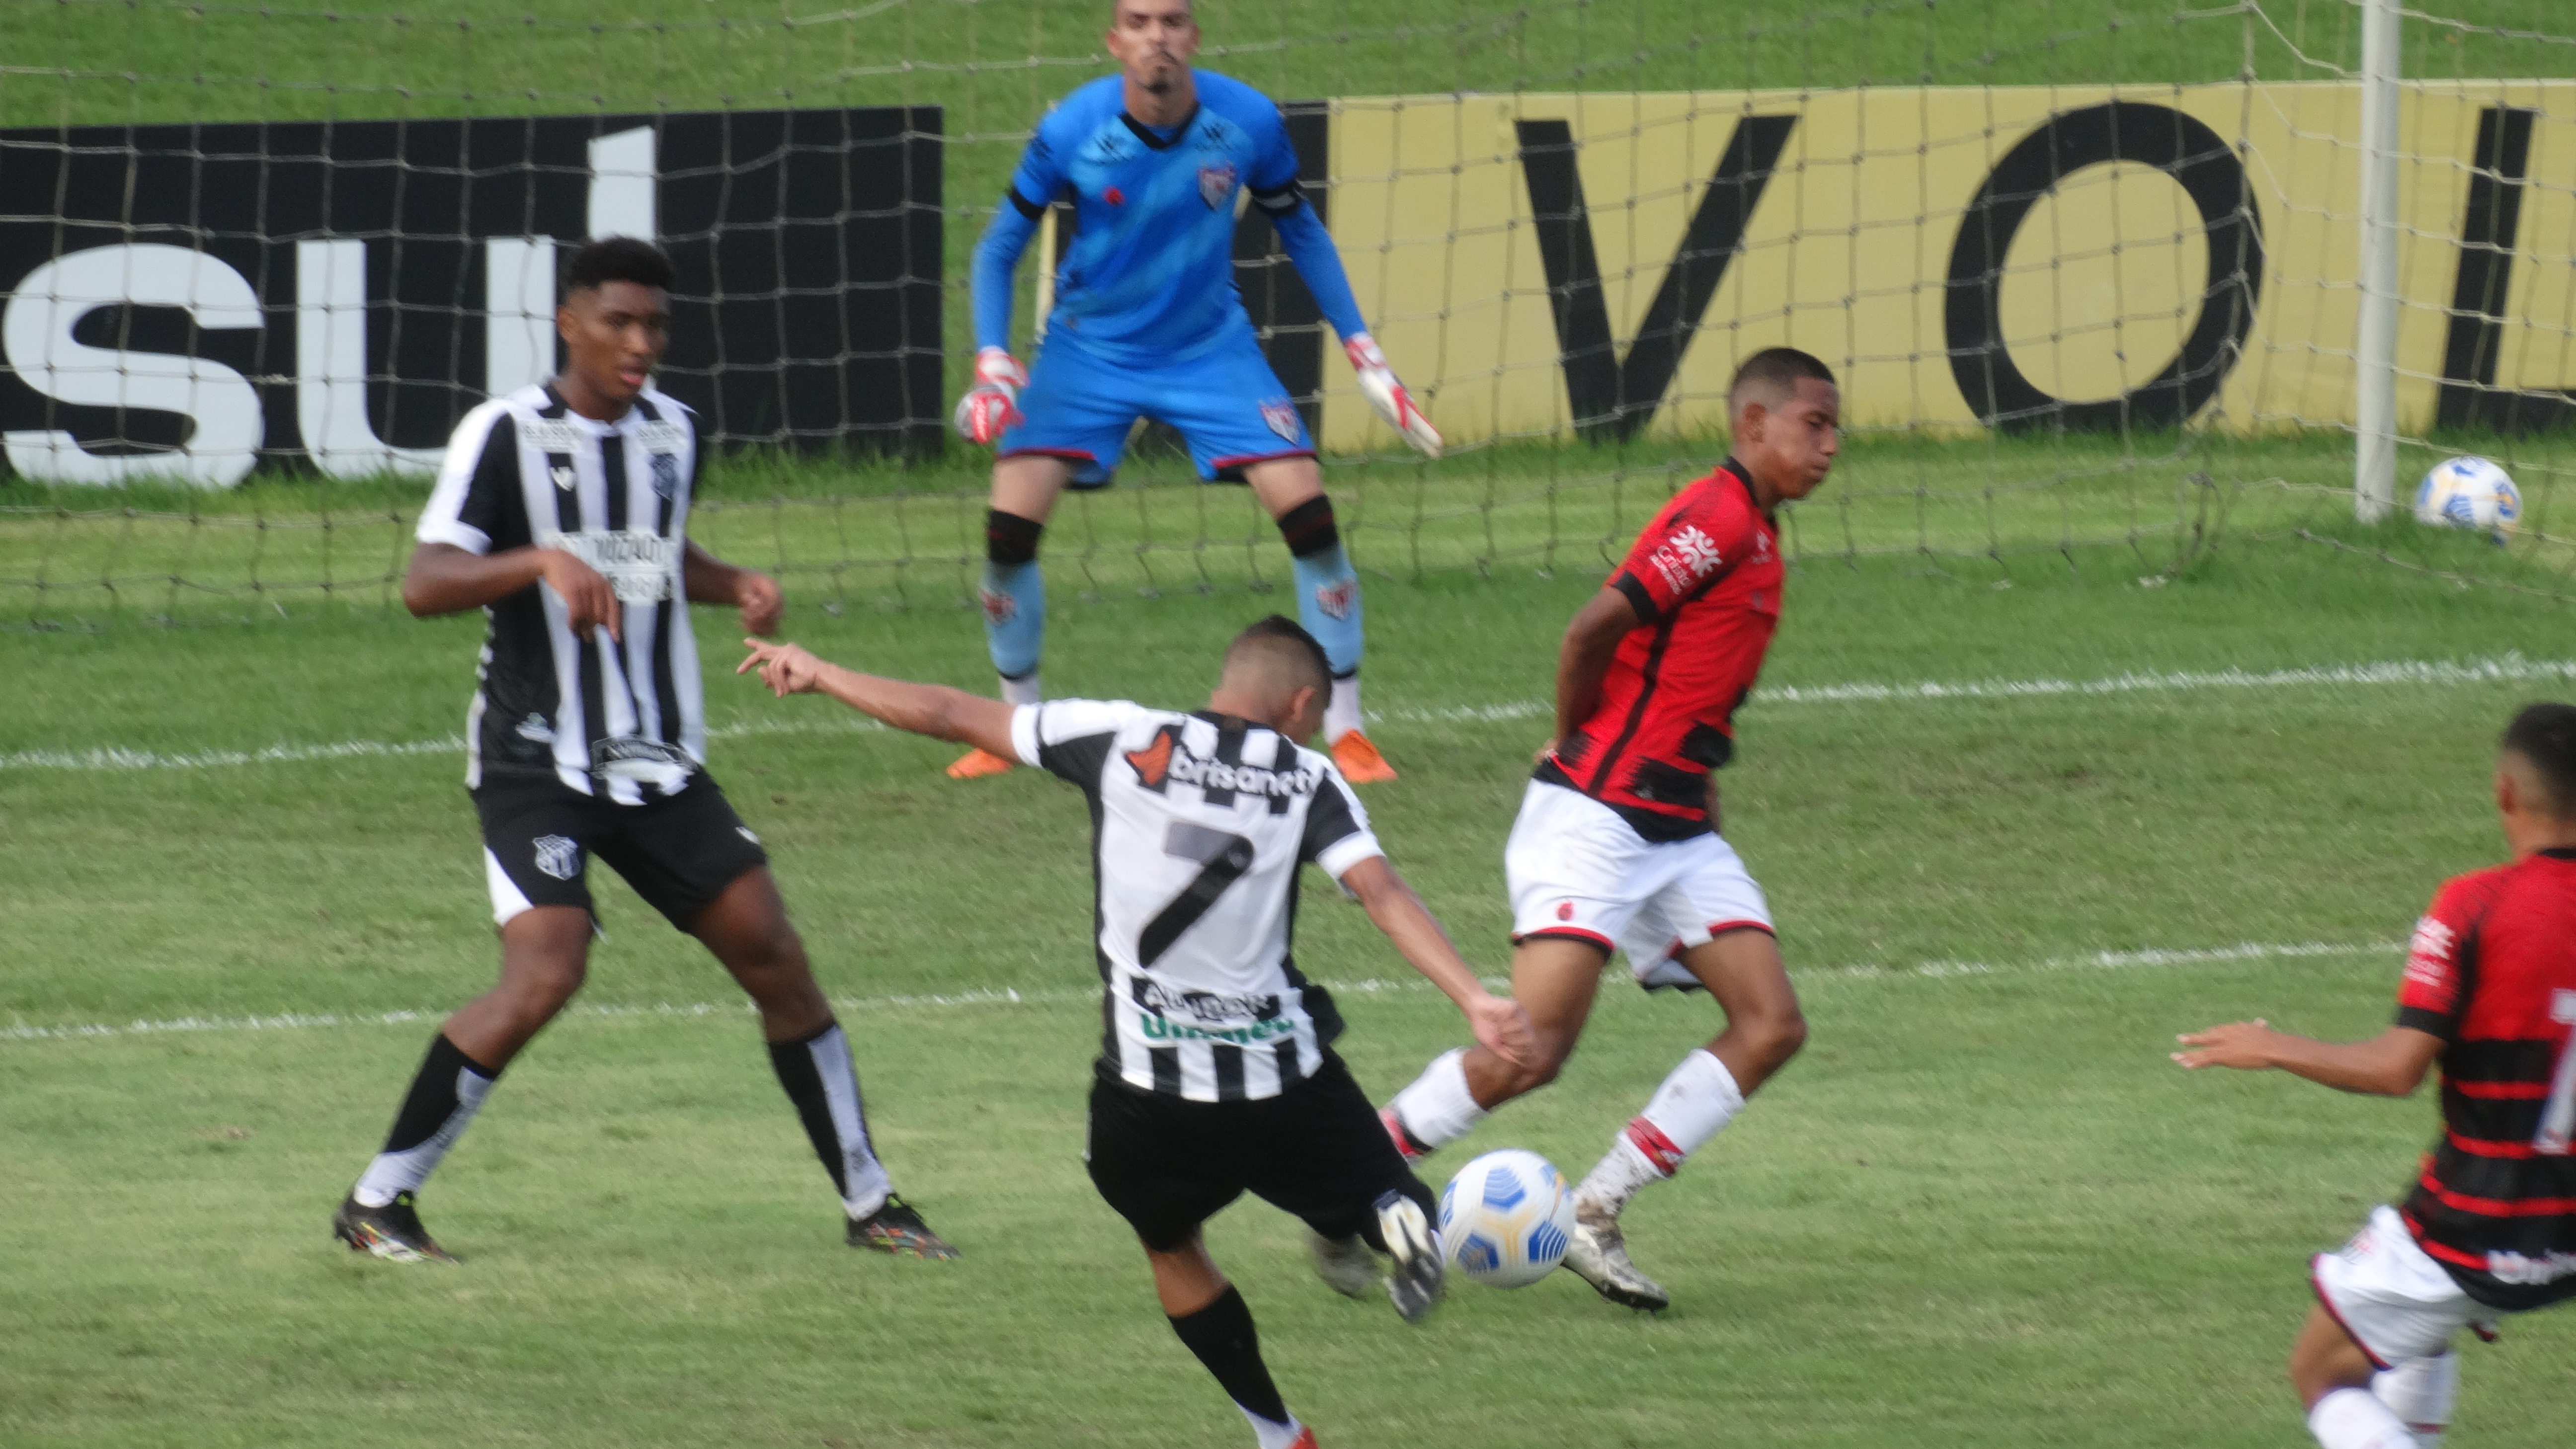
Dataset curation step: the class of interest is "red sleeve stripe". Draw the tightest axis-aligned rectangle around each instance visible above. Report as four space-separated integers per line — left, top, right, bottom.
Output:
2416 1168 2576 1217
2449 1079 2552 1100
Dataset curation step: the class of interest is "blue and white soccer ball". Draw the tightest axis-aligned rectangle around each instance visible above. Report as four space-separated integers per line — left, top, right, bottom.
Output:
1438 1148 1576 1288
2414 456 2522 539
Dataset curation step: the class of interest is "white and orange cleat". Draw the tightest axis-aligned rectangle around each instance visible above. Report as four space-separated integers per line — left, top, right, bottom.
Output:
945 747 1016 780
1287 1429 1320 1449
1330 730 1397 784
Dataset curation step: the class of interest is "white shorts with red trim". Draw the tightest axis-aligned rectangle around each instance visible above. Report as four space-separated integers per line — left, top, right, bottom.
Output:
1504 780 1773 981
2311 1206 2503 1367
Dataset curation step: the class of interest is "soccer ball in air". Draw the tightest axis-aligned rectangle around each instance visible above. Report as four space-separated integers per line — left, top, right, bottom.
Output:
2413 456 2522 538
1438 1149 1576 1288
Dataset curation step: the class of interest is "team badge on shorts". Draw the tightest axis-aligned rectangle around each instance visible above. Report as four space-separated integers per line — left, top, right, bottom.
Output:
1260 398 1301 442
532 834 581 881
1199 162 1238 209
650 452 680 498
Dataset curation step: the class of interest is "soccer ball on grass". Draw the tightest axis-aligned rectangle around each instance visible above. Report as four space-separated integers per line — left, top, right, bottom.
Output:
1438 1148 1576 1288
2413 456 2522 539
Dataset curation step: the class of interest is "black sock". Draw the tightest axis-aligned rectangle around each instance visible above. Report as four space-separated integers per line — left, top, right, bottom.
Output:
1168 1285 1290 1427
766 1020 891 1215
383 1034 498 1153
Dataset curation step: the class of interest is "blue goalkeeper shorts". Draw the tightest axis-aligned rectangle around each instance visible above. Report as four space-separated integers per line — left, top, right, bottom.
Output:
999 323 1314 487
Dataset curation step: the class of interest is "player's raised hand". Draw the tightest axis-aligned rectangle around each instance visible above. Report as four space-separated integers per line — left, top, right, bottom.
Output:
2172 1019 2275 1070
952 347 1027 446
537 548 621 644
736 638 827 698
733 569 784 636
1345 333 1442 458
1465 990 1536 1068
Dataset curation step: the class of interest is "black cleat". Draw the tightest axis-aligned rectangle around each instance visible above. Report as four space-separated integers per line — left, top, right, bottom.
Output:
847 1195 959 1259
333 1191 458 1263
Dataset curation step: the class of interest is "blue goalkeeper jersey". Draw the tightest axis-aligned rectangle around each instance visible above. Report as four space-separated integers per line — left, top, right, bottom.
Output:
973 71 1367 365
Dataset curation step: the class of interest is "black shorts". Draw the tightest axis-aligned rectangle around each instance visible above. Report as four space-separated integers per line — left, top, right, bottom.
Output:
472 771 769 931
1086 1052 1434 1253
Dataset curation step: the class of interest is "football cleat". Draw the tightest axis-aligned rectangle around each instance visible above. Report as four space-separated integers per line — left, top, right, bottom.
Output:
332 1191 457 1264
1286 1429 1319 1449
1305 1226 1379 1299
1344 334 1442 458
1560 1204 1668 1310
1330 730 1397 784
848 1195 961 1259
1631 951 1707 994
945 746 1016 780
1378 1105 1428 1164
951 347 1027 445
1374 1190 1443 1323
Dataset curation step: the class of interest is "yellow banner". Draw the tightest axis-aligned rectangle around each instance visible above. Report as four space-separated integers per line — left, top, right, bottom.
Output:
1312 82 2576 448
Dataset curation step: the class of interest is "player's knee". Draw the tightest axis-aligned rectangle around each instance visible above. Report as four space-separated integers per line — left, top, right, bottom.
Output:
1505 1033 1577 1093
987 508 1045 566
1746 1003 1807 1070
503 956 586 1020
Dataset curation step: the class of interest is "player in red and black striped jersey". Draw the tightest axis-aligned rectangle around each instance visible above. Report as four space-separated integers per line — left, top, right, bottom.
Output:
2176 702 2576 1449
1377 349 1838 1310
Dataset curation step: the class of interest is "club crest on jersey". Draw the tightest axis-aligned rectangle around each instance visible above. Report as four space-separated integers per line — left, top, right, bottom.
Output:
650 452 679 498
1199 162 1237 209
550 464 576 491
1647 523 1722 594
1260 398 1301 442
531 834 580 881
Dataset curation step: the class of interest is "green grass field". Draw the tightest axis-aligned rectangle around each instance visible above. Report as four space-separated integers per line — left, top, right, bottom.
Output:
8 536 2576 1447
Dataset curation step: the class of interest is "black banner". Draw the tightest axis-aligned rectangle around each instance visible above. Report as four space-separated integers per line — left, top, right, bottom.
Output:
0 106 942 486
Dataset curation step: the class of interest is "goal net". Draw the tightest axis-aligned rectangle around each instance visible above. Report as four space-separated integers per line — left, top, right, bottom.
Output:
1 0 2570 624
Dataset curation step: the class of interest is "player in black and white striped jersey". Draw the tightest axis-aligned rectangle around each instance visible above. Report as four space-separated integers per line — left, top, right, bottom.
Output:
331 238 953 1266
740 617 1531 1449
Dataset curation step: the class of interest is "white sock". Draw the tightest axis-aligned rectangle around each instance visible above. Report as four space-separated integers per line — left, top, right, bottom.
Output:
353 1058 495 1209
2309 1386 2422 1449
1575 1049 1744 1212
1386 1047 1487 1153
811 1025 893 1219
1239 1407 1304 1449
2373 1353 2455 1446
1325 674 1362 743
999 672 1042 708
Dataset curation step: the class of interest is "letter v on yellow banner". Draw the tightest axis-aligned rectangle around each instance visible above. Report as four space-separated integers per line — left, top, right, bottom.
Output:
1310 83 2576 449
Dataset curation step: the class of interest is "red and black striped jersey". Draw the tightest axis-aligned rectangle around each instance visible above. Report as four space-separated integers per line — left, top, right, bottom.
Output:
2395 847 2576 1311
1535 459 1782 841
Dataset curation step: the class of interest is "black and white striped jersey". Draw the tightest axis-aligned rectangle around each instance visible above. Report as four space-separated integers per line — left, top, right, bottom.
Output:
415 382 706 804
1012 700 1386 1102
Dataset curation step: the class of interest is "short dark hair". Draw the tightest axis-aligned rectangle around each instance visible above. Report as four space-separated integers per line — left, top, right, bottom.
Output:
1228 614 1331 695
562 236 675 296
1728 347 1836 406
2502 702 2576 817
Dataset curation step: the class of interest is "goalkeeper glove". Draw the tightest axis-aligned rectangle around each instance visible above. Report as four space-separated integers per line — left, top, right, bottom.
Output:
1344 333 1442 459
952 347 1028 446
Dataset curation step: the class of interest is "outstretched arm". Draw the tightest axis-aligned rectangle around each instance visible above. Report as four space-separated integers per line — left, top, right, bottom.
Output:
1339 855 1532 1066
1260 195 1368 343
2172 1020 2443 1097
737 640 1018 760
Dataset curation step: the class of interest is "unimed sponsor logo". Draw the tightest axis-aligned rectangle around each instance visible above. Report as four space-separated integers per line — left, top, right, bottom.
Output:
0 109 941 485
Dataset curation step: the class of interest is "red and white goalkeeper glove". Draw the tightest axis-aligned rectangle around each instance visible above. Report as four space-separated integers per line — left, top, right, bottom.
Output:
952 347 1027 446
1345 333 1442 459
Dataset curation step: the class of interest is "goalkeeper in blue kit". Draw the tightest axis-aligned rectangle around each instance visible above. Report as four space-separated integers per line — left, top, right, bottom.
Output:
948 0 1441 786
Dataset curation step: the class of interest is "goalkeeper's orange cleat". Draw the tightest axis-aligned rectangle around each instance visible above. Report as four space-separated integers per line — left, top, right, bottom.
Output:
945 747 1016 780
1331 730 1398 783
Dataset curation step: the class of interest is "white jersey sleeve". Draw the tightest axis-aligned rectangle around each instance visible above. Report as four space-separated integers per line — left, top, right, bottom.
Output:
1011 699 1145 776
415 399 518 555
1300 765 1383 881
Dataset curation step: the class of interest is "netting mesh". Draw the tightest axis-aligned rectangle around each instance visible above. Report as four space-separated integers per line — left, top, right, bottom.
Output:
2 0 2573 626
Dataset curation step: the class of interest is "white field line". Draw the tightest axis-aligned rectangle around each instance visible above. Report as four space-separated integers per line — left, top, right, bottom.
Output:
8 653 2568 774
0 939 2397 1045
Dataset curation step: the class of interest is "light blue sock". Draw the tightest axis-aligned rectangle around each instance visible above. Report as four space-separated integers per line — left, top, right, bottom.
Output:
980 559 1045 683
1290 544 1363 677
